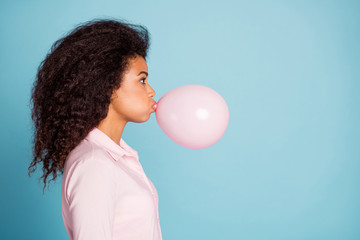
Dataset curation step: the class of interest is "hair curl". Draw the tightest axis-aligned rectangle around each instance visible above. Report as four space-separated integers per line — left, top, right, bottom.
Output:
28 18 150 193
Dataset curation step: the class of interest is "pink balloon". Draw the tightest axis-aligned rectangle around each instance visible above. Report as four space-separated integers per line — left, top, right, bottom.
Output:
154 85 229 149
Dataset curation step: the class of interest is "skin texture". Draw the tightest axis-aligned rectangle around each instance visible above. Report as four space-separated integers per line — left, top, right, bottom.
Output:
97 55 156 145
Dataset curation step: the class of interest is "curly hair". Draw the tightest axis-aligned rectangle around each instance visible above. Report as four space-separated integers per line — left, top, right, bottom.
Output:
28 18 150 193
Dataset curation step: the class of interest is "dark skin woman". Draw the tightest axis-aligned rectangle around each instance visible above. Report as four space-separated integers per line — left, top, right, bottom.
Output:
28 19 156 193
28 19 163 240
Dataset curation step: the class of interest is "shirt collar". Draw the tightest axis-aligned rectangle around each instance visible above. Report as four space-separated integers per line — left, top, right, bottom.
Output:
85 127 138 162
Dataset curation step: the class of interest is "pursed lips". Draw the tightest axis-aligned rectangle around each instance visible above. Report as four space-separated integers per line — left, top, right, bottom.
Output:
151 101 157 112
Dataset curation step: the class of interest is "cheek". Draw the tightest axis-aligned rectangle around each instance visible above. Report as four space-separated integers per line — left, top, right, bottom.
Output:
121 91 148 113
128 91 146 105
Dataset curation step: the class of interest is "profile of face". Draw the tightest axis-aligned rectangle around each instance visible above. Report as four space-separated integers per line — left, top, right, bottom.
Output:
108 55 156 123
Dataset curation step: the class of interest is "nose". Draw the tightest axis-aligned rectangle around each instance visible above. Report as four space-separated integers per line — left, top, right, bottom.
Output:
148 84 156 98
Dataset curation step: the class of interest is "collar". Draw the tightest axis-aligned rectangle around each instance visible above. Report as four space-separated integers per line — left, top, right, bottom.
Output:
85 127 138 162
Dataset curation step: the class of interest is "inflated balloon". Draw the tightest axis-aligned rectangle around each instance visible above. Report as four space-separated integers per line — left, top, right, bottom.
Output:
153 85 229 149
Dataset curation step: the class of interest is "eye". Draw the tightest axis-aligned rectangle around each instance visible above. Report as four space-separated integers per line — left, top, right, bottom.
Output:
140 78 146 84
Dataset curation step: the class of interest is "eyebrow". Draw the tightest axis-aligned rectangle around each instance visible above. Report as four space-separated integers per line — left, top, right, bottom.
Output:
137 71 148 77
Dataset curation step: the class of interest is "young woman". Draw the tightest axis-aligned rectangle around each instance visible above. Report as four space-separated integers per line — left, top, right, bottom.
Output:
28 19 162 240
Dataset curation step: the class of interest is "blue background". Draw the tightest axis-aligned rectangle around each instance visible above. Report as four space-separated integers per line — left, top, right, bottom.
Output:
1 0 359 239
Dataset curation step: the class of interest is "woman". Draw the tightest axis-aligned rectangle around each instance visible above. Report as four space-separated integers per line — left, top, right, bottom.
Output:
28 19 162 240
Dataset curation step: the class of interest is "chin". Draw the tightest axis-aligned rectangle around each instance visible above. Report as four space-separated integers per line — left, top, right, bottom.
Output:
133 113 151 123
143 114 151 122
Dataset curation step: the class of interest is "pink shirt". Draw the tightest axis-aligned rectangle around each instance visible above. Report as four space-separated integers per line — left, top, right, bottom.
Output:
61 127 162 240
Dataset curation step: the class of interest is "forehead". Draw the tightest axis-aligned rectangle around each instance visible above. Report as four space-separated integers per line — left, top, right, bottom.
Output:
128 56 148 72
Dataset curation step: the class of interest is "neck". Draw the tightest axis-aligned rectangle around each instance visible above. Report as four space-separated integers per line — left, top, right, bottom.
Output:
96 114 127 146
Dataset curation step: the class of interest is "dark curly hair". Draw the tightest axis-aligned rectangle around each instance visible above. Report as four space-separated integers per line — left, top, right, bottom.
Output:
28 18 150 193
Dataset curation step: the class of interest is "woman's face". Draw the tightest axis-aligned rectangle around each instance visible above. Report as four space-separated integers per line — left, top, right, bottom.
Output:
109 55 156 123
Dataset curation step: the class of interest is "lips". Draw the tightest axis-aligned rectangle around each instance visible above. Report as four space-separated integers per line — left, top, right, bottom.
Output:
151 101 157 112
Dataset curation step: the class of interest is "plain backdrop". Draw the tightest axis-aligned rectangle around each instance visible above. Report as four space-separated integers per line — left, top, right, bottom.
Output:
1 0 359 239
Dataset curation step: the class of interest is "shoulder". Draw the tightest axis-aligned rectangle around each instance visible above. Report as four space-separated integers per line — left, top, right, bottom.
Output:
64 139 117 176
63 140 120 206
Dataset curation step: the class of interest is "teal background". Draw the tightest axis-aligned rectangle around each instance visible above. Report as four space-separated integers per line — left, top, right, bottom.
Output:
1 0 359 239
